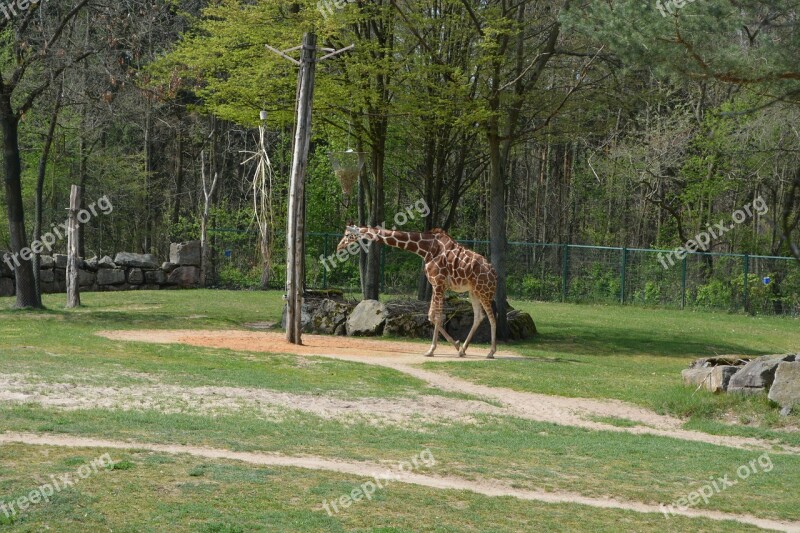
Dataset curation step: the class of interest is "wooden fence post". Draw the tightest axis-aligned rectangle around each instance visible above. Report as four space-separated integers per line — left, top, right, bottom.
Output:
66 184 82 308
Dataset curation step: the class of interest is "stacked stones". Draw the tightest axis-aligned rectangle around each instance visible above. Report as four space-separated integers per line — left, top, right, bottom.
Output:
281 293 538 341
682 354 800 415
0 241 202 297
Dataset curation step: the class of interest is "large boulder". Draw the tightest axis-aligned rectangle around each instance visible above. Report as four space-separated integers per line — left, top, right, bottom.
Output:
39 255 55 270
728 354 797 395
97 256 116 269
114 252 159 270
384 312 433 339
167 266 200 288
768 362 800 412
170 241 201 267
39 269 55 283
508 310 537 340
0 255 13 277
145 269 167 285
682 366 739 393
346 299 387 336
97 268 126 286
127 268 144 284
281 297 355 335
79 270 96 288
0 277 14 297
54 254 67 269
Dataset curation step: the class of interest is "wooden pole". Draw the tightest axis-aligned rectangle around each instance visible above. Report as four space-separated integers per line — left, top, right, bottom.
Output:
285 32 317 344
66 184 81 308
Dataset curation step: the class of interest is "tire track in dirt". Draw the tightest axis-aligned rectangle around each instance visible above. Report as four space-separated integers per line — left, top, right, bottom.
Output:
97 330 800 454
1 432 797 532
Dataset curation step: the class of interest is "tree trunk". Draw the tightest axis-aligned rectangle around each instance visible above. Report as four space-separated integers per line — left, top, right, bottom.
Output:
66 185 82 308
1 104 40 308
488 126 509 340
33 81 63 300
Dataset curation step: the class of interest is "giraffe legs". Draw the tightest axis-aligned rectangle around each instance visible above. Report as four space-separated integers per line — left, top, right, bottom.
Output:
481 298 497 359
458 292 485 357
424 287 461 357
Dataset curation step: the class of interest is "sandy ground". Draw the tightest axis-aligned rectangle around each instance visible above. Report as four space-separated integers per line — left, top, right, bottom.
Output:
1 432 798 533
96 329 800 454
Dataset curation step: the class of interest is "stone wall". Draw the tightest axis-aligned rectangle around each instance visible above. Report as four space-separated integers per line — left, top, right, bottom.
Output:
0 241 202 297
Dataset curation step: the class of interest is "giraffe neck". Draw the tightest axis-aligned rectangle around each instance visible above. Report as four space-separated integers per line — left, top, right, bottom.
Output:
360 227 436 260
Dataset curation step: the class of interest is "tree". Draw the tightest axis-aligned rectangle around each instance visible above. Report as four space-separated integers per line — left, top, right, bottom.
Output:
0 0 91 308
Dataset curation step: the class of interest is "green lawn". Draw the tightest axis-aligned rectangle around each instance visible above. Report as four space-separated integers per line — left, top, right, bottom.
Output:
1 290 799 531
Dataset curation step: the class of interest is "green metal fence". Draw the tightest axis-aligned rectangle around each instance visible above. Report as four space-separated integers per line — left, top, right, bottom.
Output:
209 230 800 316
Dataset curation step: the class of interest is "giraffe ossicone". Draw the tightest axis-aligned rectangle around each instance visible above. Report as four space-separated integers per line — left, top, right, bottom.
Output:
337 226 498 358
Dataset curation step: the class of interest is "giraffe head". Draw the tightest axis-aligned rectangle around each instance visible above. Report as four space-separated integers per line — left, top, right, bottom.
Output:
336 225 364 252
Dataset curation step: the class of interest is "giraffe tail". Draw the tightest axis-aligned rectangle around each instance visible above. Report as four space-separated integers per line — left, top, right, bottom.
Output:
490 300 498 317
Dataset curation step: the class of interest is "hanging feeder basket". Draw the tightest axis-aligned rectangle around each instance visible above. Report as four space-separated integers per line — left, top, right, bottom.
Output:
329 150 366 198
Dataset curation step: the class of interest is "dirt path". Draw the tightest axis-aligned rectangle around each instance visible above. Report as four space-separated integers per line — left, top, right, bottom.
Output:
98 329 800 453
1 432 797 532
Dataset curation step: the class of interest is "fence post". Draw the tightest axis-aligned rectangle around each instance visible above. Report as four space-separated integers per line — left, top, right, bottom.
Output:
322 234 328 289
743 253 750 312
620 247 628 304
380 243 386 293
681 255 687 309
561 244 569 302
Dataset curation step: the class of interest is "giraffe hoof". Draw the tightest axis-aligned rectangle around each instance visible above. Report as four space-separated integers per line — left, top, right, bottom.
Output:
424 351 435 357
486 353 495 359
458 350 466 357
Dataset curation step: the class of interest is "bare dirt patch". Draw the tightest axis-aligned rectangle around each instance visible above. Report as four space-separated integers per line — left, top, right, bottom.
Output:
0 374 501 429
96 329 800 454
2 432 798 533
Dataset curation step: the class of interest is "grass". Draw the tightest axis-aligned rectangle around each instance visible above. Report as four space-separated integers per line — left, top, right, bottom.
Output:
430 299 800 438
2 290 800 530
0 443 764 532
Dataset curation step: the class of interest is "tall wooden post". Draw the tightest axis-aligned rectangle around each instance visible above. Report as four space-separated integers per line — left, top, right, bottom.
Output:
66 184 81 308
285 33 317 344
267 35 353 345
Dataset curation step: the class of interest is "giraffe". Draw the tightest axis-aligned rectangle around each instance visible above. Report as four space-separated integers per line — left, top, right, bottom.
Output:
337 225 498 358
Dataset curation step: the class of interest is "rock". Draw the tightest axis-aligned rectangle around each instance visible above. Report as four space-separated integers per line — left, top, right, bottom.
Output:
83 257 98 272
113 252 159 270
689 356 750 369
128 268 144 284
39 255 55 269
145 270 166 285
0 277 14 297
169 241 201 266
167 266 200 288
508 310 537 340
384 312 433 339
708 365 740 393
97 268 126 286
97 256 116 269
768 362 800 410
346 299 387 336
780 406 793 417
79 270 96 287
161 262 178 273
281 298 355 335
728 354 797 395
54 254 67 269
39 269 54 283
682 367 713 388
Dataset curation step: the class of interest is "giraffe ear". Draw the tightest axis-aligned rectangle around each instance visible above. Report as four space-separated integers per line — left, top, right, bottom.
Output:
346 225 360 235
